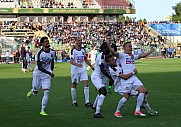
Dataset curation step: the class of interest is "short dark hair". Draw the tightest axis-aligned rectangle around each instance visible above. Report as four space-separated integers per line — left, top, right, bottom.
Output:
105 54 113 63
123 41 131 47
40 36 48 46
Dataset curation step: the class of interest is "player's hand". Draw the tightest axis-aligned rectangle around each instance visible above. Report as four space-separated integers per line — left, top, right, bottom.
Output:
133 68 138 74
50 73 55 78
77 64 83 67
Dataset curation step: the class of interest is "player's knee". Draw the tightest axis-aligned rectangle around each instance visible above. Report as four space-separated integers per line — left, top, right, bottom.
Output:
137 86 147 93
72 83 77 88
44 90 49 97
98 87 107 96
124 93 130 99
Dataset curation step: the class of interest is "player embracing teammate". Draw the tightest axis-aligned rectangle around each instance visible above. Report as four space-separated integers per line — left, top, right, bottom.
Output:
105 37 158 117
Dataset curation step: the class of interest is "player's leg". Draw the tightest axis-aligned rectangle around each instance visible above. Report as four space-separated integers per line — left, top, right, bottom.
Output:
142 91 158 116
132 77 147 116
71 73 80 106
114 93 130 118
134 85 147 116
81 71 92 106
40 89 49 116
71 82 78 106
91 73 106 118
92 94 99 111
40 75 51 116
27 74 41 98
94 87 107 118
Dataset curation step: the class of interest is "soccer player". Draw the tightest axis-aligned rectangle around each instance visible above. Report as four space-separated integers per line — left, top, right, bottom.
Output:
106 40 158 117
105 54 157 117
26 36 55 116
70 36 94 107
91 42 113 118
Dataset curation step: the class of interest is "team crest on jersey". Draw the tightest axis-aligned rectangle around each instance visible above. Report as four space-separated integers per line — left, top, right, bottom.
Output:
126 58 135 64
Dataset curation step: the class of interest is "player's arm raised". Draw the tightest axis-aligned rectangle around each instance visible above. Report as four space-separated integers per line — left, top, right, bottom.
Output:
138 47 154 59
106 39 119 58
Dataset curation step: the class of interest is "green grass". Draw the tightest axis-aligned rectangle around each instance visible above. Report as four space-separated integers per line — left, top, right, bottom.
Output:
0 58 181 127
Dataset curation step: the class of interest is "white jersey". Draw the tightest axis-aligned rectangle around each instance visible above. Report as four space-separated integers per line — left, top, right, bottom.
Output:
109 65 139 95
33 48 55 75
93 52 109 76
70 47 87 74
118 52 138 74
91 52 109 90
109 65 122 93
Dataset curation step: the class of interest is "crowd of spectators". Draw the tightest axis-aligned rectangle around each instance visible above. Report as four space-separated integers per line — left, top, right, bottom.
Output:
1 20 179 63
18 0 89 8
0 0 14 2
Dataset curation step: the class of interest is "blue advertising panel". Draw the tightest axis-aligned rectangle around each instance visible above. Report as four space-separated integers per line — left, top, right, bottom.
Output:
149 23 181 36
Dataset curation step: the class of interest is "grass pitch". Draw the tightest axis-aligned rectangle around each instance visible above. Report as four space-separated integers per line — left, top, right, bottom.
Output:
0 58 181 127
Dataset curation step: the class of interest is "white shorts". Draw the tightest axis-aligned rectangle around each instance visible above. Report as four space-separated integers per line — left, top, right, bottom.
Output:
71 70 88 83
91 72 107 90
121 75 143 91
117 88 138 96
32 73 51 90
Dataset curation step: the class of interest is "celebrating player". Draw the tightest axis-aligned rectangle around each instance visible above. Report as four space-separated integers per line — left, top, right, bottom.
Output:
106 40 158 117
91 40 114 118
70 36 94 107
26 36 55 116
105 54 157 117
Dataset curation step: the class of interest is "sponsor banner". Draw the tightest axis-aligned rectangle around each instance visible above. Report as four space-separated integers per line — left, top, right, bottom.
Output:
0 8 13 13
18 8 44 13
49 8 99 14
150 23 181 36
0 8 135 14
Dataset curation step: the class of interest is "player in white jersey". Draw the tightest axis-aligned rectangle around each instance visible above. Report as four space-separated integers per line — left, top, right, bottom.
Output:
106 40 158 117
70 37 94 107
91 41 114 118
105 54 157 117
87 45 97 70
26 36 55 116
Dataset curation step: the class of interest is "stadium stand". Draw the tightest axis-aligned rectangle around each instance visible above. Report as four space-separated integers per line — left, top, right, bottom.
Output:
0 0 17 8
95 0 130 8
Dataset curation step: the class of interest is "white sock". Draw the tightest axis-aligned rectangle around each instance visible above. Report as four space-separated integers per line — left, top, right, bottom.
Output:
93 94 99 108
95 94 105 114
84 87 89 103
41 90 49 112
116 97 127 112
135 93 145 112
71 88 76 103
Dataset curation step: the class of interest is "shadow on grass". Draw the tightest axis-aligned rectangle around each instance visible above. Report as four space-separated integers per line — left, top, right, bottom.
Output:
0 71 181 127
